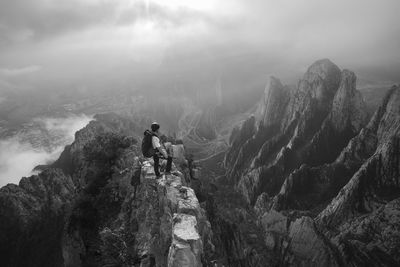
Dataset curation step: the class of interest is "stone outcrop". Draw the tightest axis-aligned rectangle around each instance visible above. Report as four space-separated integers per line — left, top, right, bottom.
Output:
254 76 291 128
140 160 211 267
328 198 400 266
226 59 368 206
317 86 400 227
222 59 399 266
0 169 76 267
0 113 213 267
273 86 398 213
258 86 400 266
53 112 143 176
330 70 367 132
1 59 399 266
261 210 341 267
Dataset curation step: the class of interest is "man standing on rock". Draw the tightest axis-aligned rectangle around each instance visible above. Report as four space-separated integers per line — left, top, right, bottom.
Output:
150 122 172 178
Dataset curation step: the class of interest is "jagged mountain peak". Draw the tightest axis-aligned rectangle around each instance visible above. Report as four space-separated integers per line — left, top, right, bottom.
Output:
255 82 400 266
304 58 341 80
255 75 290 127
0 113 214 266
330 69 367 132
376 85 400 141
316 86 400 228
227 60 371 204
268 75 283 88
299 58 342 105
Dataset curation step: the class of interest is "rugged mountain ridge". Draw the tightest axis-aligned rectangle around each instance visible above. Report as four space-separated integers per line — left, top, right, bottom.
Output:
0 169 75 267
222 59 400 266
260 85 400 266
0 58 398 266
225 59 368 205
0 113 214 267
273 85 398 213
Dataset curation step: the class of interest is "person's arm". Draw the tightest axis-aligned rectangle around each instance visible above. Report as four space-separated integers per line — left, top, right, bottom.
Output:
152 136 168 158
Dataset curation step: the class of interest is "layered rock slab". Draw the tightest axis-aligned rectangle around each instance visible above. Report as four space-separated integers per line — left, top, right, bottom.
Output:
140 160 211 267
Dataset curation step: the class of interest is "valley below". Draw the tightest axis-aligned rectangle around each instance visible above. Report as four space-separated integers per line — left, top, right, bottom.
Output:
0 59 399 266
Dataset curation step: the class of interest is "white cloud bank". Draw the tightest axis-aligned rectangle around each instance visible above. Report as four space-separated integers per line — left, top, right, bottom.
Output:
0 65 42 77
0 114 92 187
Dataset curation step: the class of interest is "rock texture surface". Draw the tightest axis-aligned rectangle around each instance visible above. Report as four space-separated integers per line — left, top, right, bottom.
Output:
222 59 399 266
1 59 399 267
0 169 75 267
0 113 213 267
226 59 368 206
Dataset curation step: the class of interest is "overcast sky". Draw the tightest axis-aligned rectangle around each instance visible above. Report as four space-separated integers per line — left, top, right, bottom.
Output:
0 0 399 94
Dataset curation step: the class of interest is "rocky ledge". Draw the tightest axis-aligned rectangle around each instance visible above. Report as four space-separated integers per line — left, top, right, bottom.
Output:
0 113 214 267
140 160 211 267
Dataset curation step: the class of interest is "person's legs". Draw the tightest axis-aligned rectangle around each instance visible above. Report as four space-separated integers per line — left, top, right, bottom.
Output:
166 156 172 173
153 154 160 177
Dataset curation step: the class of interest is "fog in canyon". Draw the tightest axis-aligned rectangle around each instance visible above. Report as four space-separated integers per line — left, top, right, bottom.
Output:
1 1 400 267
0 115 91 186
1 1 399 186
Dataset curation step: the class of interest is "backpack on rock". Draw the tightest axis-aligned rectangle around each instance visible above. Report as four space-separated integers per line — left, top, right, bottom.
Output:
141 130 156 158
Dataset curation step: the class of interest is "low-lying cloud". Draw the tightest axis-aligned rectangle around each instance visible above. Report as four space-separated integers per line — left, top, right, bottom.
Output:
0 138 63 186
0 114 92 187
0 65 42 77
33 115 92 143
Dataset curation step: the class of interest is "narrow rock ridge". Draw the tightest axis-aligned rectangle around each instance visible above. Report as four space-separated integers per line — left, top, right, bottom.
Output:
259 86 400 266
330 70 367 132
222 60 399 265
271 71 368 212
317 86 400 228
255 76 291 128
140 160 210 267
281 58 342 131
273 87 398 214
226 59 367 205
260 209 341 267
0 113 214 266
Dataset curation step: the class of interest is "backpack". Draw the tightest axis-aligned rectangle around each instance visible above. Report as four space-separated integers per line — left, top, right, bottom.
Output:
142 130 156 157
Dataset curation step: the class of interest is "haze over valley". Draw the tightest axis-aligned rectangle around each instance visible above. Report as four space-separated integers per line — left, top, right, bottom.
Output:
0 1 399 266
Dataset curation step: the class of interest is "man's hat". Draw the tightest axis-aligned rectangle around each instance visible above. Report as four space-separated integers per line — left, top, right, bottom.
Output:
151 122 160 131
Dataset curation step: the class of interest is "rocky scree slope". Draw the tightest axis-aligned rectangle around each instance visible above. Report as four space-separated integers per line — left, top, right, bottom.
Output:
0 113 213 267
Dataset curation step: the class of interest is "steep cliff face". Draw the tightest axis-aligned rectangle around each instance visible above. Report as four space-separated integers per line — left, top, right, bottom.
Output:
53 113 144 176
254 76 291 128
317 86 400 227
257 86 400 266
224 76 291 185
0 114 138 267
226 59 368 205
0 170 75 267
0 113 213 267
221 59 399 266
330 70 367 132
273 86 397 213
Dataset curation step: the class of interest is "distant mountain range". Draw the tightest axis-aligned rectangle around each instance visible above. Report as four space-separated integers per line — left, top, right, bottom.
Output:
0 59 398 266
223 59 400 265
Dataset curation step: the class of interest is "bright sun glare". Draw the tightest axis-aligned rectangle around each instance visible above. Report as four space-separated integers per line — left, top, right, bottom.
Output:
149 0 216 11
